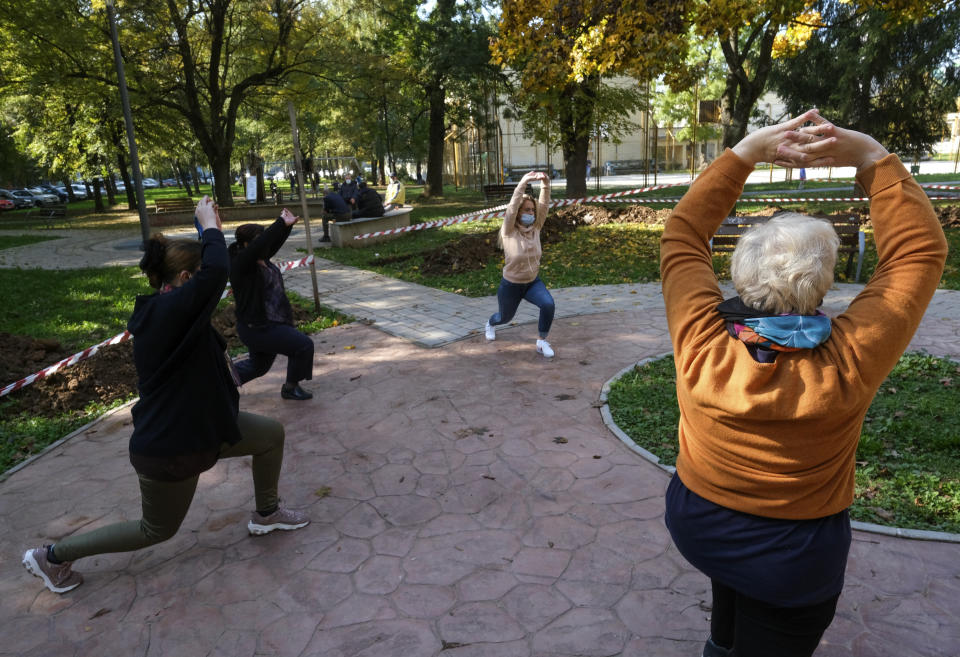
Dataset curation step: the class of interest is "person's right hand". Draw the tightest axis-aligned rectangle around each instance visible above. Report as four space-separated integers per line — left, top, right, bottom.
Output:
786 113 890 172
195 196 218 230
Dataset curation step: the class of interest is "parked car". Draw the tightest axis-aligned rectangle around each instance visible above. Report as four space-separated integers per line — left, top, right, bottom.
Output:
0 189 33 208
161 178 178 187
142 178 160 188
37 184 68 203
0 197 15 211
26 187 61 206
603 159 659 176
70 184 89 200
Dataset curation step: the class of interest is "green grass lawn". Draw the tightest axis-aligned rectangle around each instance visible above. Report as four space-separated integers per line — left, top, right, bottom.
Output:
607 353 960 533
0 234 61 251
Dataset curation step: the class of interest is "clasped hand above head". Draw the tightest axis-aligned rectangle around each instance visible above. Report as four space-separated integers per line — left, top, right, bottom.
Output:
522 171 550 186
195 195 222 231
733 109 890 173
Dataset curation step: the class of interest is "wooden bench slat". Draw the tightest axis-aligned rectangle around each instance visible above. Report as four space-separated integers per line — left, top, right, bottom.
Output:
710 214 865 282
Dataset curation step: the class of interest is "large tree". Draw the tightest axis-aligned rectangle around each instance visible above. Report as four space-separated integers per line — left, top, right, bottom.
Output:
693 0 951 149
492 0 690 198
0 0 331 206
768 0 960 161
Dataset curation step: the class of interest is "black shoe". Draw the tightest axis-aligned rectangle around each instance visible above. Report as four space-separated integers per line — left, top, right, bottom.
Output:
702 637 733 657
320 235 331 242
281 384 313 401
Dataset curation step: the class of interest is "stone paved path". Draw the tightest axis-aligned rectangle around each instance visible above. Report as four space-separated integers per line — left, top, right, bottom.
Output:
0 227 958 656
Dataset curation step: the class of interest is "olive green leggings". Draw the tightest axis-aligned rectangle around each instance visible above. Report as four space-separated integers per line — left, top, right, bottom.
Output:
52 411 284 563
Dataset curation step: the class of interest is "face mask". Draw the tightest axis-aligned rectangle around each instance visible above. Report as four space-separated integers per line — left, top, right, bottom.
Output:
519 213 535 226
345 178 352 184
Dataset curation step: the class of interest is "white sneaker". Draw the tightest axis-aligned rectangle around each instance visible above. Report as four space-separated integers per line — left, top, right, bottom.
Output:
536 339 554 358
484 321 496 341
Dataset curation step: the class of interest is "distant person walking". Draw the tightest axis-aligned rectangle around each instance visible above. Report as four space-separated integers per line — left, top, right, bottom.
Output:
321 188 352 243
484 171 556 358
22 197 309 594
230 209 315 401
798 166 807 190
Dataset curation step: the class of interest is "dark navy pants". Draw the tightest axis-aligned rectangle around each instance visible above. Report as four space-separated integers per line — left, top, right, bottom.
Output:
489 277 555 338
236 322 314 385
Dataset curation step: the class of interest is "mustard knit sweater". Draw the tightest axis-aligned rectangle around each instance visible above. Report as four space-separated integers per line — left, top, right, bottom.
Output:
660 149 947 519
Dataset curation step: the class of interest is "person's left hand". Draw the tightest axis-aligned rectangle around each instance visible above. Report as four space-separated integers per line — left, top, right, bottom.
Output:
280 207 299 226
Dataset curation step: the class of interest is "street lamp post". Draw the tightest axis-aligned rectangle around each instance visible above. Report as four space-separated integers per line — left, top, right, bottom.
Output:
105 0 150 247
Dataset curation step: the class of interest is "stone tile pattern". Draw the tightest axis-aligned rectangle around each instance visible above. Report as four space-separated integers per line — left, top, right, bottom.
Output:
0 230 958 656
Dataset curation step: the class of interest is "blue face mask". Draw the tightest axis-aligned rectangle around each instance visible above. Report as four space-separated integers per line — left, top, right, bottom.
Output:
519 213 535 226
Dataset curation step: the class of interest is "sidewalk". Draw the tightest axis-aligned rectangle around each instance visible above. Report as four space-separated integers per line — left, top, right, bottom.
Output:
0 228 958 656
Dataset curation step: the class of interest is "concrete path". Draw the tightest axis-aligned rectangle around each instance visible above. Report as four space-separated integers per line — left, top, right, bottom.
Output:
0 227 958 656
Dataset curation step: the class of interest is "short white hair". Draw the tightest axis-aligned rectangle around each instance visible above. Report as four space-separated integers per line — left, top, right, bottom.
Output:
731 213 840 315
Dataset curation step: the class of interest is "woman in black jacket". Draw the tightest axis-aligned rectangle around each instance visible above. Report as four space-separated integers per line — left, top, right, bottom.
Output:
22 197 309 594
230 208 314 400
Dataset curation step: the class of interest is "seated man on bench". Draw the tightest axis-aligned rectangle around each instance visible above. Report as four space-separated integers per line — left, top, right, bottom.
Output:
321 187 352 243
384 172 405 211
352 181 385 219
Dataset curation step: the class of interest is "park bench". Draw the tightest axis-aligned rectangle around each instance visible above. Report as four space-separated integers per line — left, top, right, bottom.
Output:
154 198 196 214
711 215 865 283
31 203 67 229
482 182 533 203
603 159 658 176
329 206 414 248
482 183 514 202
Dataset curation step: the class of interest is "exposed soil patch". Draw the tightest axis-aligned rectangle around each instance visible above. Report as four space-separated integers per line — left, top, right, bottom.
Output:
0 304 315 418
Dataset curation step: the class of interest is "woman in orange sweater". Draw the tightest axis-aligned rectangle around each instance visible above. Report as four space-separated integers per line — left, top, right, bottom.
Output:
660 110 947 657
484 171 555 358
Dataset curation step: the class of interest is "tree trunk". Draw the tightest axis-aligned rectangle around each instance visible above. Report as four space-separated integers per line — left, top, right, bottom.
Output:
424 79 446 198
175 163 193 197
116 151 135 209
62 177 76 203
718 25 778 149
558 80 595 199
91 178 105 213
104 173 117 206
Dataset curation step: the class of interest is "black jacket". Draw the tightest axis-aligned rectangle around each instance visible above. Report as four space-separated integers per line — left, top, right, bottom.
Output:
230 217 294 327
127 229 240 479
354 187 385 218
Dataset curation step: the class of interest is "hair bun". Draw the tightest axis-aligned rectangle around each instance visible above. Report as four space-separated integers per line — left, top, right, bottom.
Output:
139 233 169 289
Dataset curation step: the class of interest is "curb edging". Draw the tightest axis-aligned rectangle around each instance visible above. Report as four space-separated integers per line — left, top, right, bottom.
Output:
598 354 960 544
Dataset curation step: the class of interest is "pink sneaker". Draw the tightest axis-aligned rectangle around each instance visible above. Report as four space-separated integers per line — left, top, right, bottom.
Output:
23 546 83 593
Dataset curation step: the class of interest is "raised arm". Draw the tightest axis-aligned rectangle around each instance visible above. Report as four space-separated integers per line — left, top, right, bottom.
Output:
661 109 825 351
789 116 948 384
533 172 551 229
502 172 539 237
231 209 297 272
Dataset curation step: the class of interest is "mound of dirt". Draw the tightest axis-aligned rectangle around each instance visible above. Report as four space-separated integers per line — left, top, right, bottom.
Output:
0 303 317 418
937 205 960 228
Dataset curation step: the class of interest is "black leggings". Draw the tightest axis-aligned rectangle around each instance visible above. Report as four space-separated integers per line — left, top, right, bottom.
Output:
710 580 840 657
236 322 314 385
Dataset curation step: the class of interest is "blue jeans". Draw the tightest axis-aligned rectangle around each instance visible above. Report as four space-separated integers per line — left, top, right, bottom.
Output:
489 277 555 338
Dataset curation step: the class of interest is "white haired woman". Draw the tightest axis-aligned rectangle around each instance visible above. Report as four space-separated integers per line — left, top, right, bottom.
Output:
660 110 947 657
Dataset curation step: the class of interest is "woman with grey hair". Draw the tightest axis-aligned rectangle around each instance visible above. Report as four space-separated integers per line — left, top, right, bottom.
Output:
660 110 947 657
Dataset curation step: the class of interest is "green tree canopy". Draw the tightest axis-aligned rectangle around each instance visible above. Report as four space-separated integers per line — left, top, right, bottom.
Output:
768 0 960 161
492 0 690 198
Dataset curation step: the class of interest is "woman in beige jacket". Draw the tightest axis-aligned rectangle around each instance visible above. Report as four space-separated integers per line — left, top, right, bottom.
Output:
484 171 555 357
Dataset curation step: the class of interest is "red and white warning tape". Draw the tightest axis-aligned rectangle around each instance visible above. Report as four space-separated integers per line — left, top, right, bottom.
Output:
0 331 133 398
611 196 957 204
1 254 316 398
919 184 960 190
352 181 693 240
